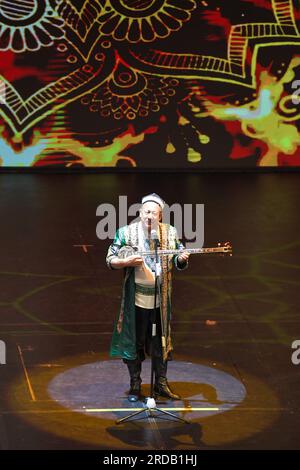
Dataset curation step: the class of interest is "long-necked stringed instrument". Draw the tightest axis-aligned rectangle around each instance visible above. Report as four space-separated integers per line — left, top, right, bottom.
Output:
118 242 232 259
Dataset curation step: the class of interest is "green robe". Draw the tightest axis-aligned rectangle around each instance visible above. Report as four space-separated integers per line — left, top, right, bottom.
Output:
106 222 188 361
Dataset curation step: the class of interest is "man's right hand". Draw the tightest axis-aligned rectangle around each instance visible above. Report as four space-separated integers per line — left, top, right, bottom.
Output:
123 255 143 267
110 255 143 269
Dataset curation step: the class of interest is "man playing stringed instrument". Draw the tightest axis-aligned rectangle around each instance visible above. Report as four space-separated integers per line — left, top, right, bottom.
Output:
106 193 190 402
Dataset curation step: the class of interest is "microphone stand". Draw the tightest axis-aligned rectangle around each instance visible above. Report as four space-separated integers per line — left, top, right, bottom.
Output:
116 231 189 425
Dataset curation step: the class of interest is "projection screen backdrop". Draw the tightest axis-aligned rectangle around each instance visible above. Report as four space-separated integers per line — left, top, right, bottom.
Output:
0 0 300 168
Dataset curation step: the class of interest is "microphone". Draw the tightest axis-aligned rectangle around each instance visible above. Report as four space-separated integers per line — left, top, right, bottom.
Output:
150 229 160 248
150 229 159 243
150 229 160 266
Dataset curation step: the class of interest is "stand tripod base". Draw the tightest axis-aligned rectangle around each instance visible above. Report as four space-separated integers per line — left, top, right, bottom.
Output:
116 397 190 425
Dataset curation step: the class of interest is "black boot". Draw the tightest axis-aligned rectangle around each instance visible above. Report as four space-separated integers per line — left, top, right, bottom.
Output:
126 361 142 402
153 358 181 400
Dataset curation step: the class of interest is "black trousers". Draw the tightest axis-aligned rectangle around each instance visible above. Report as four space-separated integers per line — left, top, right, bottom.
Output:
123 306 165 367
135 306 163 361
123 306 168 384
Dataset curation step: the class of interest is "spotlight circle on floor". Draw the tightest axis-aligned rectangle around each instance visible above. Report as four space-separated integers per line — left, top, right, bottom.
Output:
48 359 246 420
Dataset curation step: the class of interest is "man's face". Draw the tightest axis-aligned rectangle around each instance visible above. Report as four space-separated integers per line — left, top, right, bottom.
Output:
140 202 161 232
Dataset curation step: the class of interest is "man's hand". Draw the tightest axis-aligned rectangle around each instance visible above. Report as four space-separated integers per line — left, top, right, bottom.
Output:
110 255 143 269
124 255 143 267
177 251 190 264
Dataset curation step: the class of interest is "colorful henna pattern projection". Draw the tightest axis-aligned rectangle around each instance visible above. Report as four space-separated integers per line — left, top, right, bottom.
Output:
0 0 299 167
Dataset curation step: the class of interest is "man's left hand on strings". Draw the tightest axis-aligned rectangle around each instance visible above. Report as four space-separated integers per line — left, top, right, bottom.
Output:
177 251 190 263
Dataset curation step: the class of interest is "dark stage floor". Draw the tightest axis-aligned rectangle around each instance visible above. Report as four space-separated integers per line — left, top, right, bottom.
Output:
0 172 300 450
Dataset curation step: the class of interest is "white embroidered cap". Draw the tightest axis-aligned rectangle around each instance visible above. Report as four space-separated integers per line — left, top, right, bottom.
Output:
141 193 165 210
